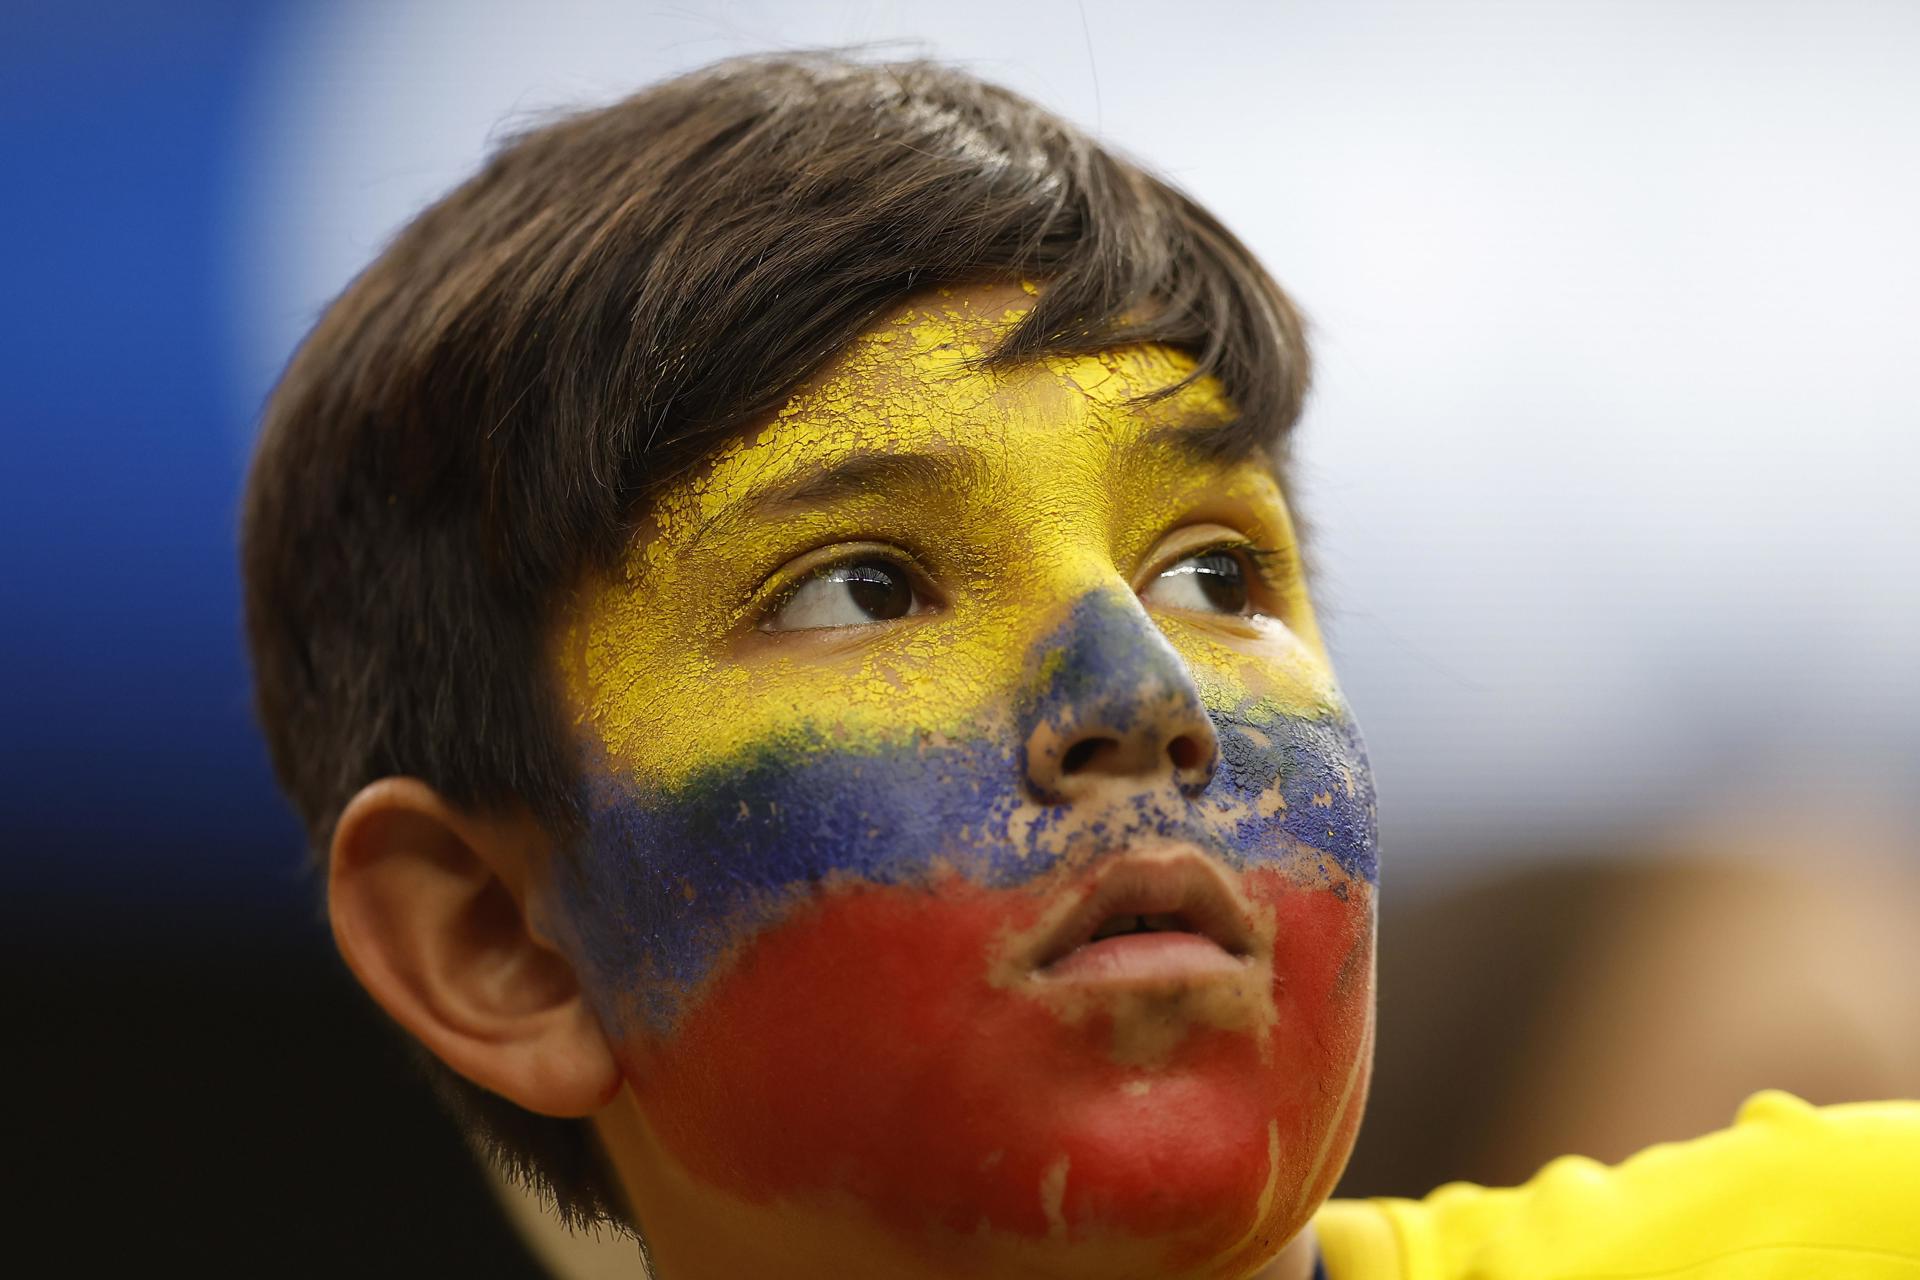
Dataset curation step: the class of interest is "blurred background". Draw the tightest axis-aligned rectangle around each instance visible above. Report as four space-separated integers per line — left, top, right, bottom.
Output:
7 1 1917 1273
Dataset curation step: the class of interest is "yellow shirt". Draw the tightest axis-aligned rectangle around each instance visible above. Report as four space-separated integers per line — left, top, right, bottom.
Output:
1317 1092 1920 1278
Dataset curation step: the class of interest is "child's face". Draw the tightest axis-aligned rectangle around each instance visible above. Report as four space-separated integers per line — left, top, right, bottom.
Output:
555 286 1376 1277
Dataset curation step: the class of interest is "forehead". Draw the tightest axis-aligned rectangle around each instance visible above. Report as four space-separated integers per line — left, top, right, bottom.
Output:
660 287 1245 536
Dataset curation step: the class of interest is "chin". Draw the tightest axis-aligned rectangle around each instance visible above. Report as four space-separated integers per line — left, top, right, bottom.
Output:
606 865 1374 1280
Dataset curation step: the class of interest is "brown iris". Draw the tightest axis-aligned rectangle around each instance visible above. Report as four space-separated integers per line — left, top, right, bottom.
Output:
1183 551 1248 614
835 560 914 621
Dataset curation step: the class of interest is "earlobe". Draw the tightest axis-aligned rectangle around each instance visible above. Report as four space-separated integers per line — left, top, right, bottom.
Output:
328 778 620 1118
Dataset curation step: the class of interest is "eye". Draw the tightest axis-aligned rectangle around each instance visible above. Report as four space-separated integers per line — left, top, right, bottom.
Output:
761 557 926 632
1142 547 1253 616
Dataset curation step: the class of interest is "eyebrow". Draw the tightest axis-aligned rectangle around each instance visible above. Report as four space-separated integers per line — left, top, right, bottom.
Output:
1135 415 1259 465
741 449 979 519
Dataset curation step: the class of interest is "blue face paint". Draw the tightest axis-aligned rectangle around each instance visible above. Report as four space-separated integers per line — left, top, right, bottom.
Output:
558 590 1377 1035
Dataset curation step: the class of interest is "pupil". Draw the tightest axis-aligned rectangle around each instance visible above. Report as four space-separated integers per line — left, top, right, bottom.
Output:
845 560 912 620
1195 553 1247 613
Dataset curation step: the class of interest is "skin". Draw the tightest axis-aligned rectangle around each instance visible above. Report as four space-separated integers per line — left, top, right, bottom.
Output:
543 284 1380 1279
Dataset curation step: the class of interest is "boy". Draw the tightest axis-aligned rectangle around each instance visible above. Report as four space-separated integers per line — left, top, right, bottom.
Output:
242 53 1918 1279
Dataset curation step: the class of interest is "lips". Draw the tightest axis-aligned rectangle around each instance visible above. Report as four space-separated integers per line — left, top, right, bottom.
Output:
1028 852 1259 983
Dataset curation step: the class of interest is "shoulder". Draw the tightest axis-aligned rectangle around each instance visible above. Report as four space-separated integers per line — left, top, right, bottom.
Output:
1317 1093 1920 1280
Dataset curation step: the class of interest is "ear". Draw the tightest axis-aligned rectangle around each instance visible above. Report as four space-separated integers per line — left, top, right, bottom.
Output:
328 778 620 1117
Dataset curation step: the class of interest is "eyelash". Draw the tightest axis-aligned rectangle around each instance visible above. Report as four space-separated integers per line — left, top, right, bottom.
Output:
751 542 935 620
1168 539 1295 599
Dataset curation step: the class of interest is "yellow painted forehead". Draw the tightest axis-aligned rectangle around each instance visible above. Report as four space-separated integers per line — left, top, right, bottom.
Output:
644 288 1234 563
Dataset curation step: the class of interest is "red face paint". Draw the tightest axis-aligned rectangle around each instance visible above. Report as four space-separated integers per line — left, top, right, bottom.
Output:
618 865 1373 1273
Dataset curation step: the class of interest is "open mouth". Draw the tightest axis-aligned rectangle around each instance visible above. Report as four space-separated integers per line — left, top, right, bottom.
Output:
1089 912 1205 942
1030 854 1258 985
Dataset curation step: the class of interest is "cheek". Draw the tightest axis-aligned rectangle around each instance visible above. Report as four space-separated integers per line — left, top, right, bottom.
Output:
557 736 1031 1033
617 869 1374 1259
1216 713 1379 887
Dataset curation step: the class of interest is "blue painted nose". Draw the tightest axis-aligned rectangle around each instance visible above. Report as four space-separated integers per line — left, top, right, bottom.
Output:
1018 590 1219 803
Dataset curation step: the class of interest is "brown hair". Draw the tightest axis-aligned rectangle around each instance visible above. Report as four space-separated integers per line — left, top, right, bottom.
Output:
241 51 1312 1229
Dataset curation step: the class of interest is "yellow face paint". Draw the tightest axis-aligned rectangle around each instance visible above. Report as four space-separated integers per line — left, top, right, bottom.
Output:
566 289 1340 792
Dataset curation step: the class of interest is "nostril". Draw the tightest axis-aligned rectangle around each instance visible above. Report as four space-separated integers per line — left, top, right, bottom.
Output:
1167 734 1206 774
1059 737 1110 775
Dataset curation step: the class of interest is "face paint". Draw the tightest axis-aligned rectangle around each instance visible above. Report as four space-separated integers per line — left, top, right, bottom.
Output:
554 288 1377 1278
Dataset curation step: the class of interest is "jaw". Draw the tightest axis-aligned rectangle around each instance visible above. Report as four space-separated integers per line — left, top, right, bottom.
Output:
601 1094 1203 1280
595 869 1375 1280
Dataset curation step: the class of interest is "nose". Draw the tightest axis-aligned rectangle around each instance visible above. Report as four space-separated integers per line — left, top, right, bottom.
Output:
1020 591 1220 802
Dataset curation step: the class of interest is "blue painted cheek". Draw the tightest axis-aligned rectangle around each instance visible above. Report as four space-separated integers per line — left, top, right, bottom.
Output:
1215 711 1379 886
560 734 1029 1031
558 592 1378 1035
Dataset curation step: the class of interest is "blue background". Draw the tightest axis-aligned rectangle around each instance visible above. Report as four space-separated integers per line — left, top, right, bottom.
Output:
6 16 541 1267
4 1 306 927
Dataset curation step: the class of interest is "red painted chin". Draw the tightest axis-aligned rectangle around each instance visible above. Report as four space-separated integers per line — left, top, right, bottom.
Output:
616 866 1373 1271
